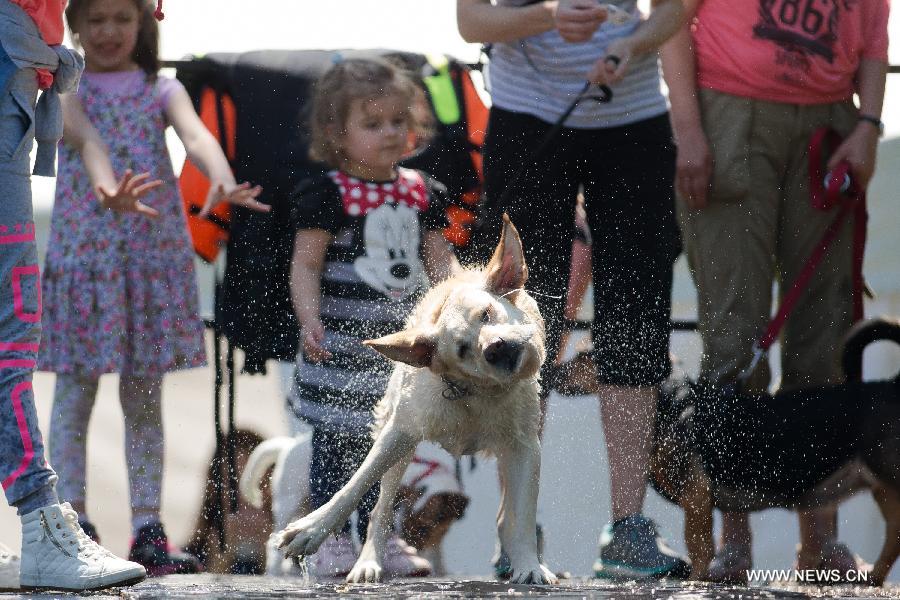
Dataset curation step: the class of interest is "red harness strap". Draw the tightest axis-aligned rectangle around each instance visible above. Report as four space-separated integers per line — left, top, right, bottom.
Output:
406 457 443 489
745 128 868 374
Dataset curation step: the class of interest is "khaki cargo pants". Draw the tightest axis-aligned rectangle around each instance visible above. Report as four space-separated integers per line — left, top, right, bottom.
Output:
678 88 860 393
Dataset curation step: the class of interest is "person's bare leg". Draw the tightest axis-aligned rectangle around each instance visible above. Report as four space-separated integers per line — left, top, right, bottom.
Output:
599 385 655 520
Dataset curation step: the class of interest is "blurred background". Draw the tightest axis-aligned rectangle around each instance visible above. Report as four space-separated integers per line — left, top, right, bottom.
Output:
1 0 899 582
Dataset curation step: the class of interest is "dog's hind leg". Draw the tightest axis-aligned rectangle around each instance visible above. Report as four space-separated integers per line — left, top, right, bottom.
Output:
274 422 417 560
497 439 558 585
870 484 900 586
347 450 415 583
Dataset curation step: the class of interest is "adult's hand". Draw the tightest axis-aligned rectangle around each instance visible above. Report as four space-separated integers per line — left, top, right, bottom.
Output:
587 37 633 85
556 0 608 42
827 122 879 190
675 127 712 209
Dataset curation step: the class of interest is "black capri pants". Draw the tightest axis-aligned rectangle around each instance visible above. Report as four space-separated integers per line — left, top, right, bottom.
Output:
478 107 681 388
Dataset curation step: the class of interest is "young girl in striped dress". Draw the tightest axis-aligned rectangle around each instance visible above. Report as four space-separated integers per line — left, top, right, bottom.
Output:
288 57 457 578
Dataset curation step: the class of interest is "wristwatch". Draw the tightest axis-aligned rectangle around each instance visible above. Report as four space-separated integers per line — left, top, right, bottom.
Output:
858 113 884 136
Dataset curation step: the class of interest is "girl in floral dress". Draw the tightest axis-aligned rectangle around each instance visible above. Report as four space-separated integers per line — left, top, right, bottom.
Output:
37 0 266 576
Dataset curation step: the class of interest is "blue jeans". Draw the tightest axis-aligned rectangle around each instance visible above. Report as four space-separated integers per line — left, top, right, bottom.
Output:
309 427 377 542
0 66 58 515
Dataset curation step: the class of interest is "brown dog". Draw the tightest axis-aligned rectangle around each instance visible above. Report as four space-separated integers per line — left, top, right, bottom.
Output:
650 317 900 584
184 429 273 575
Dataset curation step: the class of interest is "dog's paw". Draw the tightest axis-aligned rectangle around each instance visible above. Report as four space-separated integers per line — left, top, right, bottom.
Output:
346 559 384 583
273 516 331 558
509 562 558 585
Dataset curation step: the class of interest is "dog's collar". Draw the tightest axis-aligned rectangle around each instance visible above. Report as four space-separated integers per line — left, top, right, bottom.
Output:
441 376 470 400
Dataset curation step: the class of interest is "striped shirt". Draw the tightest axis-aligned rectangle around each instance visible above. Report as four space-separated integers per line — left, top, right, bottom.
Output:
288 168 449 434
487 0 668 129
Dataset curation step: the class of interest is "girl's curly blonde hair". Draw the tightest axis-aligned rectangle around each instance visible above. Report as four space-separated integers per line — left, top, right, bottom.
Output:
309 57 428 169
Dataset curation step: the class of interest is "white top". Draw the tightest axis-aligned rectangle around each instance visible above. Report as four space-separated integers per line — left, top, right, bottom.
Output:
487 0 668 128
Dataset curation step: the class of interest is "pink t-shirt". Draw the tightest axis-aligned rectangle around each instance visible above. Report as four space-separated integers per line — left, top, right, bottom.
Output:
692 0 890 104
82 70 184 109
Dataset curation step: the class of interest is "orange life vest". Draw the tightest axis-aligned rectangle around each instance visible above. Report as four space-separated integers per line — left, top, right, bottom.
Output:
178 87 237 263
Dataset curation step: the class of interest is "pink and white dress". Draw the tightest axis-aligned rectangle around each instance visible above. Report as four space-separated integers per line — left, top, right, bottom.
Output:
39 70 206 377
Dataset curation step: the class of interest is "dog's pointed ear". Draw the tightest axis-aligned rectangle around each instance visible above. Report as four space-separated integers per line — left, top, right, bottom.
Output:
363 330 436 368
485 214 528 299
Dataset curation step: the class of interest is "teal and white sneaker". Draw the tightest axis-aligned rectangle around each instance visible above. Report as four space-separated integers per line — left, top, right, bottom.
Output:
493 548 513 580
593 514 689 580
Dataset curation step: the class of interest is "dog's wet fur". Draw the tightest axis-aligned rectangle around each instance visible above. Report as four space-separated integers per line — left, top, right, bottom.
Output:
273 216 557 584
650 318 900 584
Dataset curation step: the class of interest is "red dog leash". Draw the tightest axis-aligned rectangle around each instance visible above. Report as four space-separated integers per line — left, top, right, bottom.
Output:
739 128 868 380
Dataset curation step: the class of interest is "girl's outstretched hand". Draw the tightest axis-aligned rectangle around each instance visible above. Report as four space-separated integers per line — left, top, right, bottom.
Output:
97 169 162 217
199 182 268 217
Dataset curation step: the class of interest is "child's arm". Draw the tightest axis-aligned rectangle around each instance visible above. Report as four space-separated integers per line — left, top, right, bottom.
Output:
423 230 460 285
165 85 268 216
290 228 333 363
61 94 161 216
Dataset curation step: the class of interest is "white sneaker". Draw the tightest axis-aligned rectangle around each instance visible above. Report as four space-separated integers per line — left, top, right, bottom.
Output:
0 542 20 591
19 503 146 591
309 533 357 578
382 535 432 578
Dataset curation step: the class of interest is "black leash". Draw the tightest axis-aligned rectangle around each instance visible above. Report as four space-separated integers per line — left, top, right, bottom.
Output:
211 289 226 552
210 312 238 553
207 90 239 553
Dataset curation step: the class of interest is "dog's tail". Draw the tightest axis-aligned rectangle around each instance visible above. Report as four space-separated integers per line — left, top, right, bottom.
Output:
239 437 295 509
842 317 900 383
